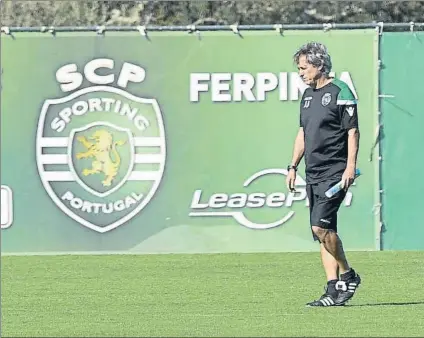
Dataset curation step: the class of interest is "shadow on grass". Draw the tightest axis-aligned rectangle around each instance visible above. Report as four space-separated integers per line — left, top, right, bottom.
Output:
348 301 424 307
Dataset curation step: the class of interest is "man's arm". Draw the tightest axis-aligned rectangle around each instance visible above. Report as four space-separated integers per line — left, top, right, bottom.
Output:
286 127 304 191
290 127 305 167
346 128 360 170
338 84 359 188
341 103 359 171
337 82 359 170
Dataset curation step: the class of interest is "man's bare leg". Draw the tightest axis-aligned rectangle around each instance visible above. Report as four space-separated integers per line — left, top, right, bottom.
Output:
313 226 350 274
311 226 362 306
306 230 345 306
320 243 339 281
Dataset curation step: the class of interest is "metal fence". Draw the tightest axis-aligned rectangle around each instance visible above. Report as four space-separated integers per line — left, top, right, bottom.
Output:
1 21 424 34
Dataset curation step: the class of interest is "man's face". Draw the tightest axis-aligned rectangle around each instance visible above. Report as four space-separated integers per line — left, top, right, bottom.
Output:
297 55 321 86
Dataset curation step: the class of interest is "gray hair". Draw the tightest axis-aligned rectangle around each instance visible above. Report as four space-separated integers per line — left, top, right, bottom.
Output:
293 42 332 76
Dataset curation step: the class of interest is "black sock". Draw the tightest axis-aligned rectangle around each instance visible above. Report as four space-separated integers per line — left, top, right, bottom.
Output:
327 279 338 297
340 268 355 281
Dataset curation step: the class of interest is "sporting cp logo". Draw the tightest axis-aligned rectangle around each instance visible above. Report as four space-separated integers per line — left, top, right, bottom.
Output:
36 74 166 233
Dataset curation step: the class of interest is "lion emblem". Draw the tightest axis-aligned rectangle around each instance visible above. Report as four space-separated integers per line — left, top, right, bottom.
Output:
75 130 126 187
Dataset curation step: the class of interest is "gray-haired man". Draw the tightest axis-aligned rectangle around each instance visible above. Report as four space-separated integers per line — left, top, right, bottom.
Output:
286 42 361 307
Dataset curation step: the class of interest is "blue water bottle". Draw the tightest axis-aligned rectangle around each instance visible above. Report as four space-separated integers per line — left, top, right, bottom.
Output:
325 169 361 198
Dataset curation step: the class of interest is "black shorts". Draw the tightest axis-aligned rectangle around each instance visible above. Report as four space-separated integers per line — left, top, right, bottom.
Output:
306 178 346 241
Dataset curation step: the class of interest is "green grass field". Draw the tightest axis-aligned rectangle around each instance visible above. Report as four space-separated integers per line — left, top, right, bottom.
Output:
2 251 424 337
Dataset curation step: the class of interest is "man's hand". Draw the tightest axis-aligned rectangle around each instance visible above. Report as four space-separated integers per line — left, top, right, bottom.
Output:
341 166 356 191
286 169 297 192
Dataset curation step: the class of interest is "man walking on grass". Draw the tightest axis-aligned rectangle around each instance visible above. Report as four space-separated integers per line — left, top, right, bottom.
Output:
286 42 361 307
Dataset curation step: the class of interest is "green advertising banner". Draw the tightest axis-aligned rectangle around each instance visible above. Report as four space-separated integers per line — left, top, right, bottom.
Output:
380 32 424 250
1 29 379 254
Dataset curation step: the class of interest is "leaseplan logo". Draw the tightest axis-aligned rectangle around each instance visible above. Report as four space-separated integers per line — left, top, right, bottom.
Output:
189 168 355 230
36 59 166 233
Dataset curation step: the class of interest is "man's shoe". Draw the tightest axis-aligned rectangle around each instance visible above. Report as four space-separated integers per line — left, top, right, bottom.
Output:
335 271 362 305
306 284 344 307
306 293 340 307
